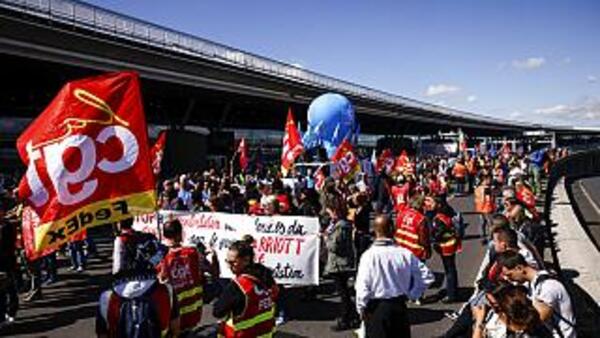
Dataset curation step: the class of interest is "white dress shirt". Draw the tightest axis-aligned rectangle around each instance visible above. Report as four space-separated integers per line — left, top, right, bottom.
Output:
355 238 434 315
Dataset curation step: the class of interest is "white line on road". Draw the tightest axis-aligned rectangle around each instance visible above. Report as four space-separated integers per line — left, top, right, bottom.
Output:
577 180 600 216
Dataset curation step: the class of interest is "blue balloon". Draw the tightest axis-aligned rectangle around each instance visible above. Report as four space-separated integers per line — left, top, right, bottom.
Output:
302 93 360 158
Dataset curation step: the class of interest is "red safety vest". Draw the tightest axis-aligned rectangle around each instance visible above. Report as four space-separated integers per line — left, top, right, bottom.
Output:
433 213 461 256
106 282 173 338
395 208 428 260
391 183 410 213
219 274 276 338
159 246 204 331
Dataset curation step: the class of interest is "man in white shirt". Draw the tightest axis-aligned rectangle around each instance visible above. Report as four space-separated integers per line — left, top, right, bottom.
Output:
498 251 576 338
355 215 434 338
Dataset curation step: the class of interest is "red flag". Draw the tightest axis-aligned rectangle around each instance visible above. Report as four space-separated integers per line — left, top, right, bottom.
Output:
150 130 167 177
16 71 156 255
394 150 409 173
332 139 361 182
314 165 326 191
237 138 249 171
281 108 304 174
376 148 394 174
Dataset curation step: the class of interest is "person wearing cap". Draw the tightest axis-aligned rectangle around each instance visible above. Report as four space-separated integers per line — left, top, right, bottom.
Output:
96 233 180 338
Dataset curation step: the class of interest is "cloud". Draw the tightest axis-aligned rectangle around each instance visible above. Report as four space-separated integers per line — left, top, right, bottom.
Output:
512 57 546 70
562 57 572 65
535 97 600 120
425 84 461 97
588 75 597 83
466 95 477 103
509 111 523 119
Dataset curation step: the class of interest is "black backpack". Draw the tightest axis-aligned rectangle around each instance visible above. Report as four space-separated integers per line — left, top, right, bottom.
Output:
532 274 577 338
115 285 161 338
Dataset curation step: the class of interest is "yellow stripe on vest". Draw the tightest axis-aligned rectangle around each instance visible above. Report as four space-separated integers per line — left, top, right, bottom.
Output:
226 307 275 331
396 229 419 239
177 286 203 302
396 238 424 250
180 299 203 315
439 239 457 248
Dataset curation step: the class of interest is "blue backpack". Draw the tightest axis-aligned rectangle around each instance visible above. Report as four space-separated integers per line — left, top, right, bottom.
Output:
116 285 161 338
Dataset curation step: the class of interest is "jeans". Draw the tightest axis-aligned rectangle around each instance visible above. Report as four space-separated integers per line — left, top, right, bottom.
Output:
69 241 86 269
332 272 357 322
441 254 458 300
42 253 57 281
354 232 372 264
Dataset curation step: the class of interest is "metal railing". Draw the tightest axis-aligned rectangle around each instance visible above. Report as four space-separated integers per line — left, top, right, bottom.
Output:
0 0 533 129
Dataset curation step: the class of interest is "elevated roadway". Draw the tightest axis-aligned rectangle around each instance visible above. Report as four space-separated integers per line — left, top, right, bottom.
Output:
0 0 540 136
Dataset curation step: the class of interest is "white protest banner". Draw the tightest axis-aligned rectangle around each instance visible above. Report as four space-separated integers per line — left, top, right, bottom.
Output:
133 211 320 286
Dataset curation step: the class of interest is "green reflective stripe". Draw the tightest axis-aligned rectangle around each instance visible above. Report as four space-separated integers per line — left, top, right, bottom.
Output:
257 331 275 338
180 299 203 315
177 286 203 301
226 307 275 331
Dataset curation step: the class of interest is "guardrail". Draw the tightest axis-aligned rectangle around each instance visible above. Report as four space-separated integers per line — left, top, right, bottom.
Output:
0 0 531 128
544 149 600 276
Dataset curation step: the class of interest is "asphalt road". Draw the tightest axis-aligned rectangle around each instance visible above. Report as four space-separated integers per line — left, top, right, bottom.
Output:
567 176 600 250
3 194 488 338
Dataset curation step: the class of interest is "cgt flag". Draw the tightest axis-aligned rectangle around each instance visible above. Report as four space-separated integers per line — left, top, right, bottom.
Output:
281 108 304 175
332 138 361 182
17 71 156 255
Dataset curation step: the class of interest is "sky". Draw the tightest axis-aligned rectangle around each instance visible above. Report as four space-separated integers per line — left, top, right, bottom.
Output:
85 0 600 127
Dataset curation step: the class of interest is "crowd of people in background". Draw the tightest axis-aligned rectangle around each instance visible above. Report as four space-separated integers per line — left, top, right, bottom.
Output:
0 145 578 337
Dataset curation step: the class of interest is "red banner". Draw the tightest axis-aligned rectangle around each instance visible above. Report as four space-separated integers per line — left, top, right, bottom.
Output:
150 130 167 177
237 138 249 171
17 71 156 255
281 108 304 174
332 139 361 182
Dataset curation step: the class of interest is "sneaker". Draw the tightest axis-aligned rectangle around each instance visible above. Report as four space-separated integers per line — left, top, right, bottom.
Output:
68 266 77 271
275 315 287 327
413 297 422 306
4 315 15 325
42 277 57 286
76 266 84 273
24 288 42 302
444 311 459 321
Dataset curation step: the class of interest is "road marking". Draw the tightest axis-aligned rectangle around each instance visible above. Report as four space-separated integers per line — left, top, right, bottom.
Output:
577 180 600 216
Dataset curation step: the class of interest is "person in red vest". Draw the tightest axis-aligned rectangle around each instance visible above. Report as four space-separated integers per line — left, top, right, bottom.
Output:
390 174 411 214
213 240 278 338
425 196 461 303
157 219 220 335
395 195 431 262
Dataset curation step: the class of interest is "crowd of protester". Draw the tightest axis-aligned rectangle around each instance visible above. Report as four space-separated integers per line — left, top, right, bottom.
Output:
0 145 579 337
